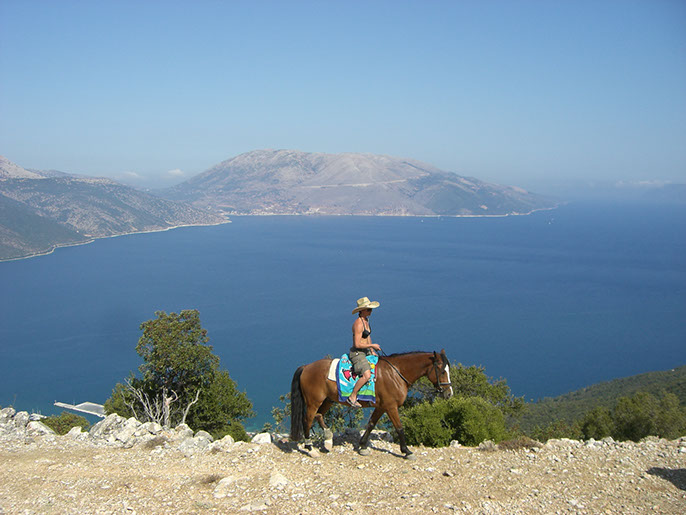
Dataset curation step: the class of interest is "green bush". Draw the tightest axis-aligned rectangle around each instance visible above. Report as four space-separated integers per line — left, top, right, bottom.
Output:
612 391 686 441
222 420 250 442
580 406 614 440
402 396 508 447
41 411 90 435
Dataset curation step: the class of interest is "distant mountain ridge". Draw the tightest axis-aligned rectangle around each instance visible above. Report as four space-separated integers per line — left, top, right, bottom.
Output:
161 149 558 216
0 156 225 261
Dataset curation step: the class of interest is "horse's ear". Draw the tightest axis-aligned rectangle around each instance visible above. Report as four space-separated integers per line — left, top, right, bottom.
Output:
433 351 438 361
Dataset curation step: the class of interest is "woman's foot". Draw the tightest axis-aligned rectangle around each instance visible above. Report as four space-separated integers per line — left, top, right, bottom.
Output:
346 397 362 408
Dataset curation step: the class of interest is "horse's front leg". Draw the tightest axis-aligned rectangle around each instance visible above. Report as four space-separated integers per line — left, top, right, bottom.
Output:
358 407 384 455
385 406 415 460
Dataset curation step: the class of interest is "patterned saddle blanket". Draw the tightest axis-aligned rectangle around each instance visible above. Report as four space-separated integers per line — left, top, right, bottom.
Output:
331 353 378 404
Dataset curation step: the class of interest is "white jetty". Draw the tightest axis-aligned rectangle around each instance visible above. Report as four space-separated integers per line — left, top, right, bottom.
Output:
54 401 106 418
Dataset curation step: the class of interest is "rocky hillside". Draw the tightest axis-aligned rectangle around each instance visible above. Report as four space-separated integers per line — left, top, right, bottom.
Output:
1 408 684 513
0 156 226 261
161 149 557 216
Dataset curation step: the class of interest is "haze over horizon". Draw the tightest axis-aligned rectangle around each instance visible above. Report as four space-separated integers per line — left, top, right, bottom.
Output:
1 1 685 194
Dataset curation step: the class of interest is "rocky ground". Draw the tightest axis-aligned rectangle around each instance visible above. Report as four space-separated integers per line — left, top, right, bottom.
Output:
1 408 685 514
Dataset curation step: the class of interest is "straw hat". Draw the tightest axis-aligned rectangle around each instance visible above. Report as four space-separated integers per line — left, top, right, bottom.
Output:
352 297 380 314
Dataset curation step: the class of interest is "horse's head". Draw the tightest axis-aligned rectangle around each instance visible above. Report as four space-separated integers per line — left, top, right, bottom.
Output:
430 349 453 399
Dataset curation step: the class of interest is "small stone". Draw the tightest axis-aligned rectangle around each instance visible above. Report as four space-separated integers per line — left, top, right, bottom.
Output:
269 471 288 488
213 476 236 498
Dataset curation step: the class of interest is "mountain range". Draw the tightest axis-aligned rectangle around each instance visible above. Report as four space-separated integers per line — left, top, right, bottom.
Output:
0 156 225 261
162 149 558 216
1 150 559 260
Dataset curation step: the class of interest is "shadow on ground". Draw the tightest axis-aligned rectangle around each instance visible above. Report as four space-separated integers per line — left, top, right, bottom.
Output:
647 467 686 491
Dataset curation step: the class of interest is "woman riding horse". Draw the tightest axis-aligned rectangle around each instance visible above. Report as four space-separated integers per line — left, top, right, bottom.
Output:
290 297 453 458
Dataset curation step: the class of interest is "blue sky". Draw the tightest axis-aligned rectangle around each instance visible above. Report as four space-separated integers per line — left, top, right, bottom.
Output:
1 0 684 192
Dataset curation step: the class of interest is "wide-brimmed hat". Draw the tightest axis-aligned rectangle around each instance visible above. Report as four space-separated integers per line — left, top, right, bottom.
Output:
352 297 380 314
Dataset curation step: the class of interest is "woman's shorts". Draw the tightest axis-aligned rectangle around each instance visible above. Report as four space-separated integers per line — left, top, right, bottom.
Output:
348 348 371 375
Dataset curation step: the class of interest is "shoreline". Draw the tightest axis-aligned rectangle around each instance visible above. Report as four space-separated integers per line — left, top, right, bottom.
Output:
219 204 561 218
1 205 560 263
0 219 231 263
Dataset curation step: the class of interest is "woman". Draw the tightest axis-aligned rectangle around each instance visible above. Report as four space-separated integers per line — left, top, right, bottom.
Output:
347 297 382 407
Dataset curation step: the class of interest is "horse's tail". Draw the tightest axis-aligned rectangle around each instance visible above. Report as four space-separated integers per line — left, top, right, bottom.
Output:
290 365 306 441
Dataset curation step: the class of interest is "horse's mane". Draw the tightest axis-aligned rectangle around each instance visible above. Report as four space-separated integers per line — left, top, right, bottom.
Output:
383 350 431 358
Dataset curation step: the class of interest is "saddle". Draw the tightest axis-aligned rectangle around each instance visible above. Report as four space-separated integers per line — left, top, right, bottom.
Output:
328 353 378 404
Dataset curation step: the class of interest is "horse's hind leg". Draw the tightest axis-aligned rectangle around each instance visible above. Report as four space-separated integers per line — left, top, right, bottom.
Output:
358 407 385 456
315 399 334 451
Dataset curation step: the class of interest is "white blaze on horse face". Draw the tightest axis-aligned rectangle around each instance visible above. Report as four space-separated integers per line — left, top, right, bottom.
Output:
445 364 454 398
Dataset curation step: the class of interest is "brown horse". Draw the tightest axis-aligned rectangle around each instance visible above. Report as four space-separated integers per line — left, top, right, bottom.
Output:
290 349 453 459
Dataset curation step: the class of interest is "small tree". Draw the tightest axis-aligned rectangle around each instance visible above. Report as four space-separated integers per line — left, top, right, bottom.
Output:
105 310 253 437
580 406 614 440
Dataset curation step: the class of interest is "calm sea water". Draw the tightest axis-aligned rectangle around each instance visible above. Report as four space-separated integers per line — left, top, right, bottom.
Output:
1 200 685 429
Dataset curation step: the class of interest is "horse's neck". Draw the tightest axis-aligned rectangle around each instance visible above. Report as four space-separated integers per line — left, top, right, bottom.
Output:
386 353 432 384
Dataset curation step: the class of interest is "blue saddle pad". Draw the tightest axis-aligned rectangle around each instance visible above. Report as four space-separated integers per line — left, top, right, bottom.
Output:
336 354 378 404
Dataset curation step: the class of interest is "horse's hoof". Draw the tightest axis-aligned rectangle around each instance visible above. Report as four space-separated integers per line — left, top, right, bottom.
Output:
404 453 416 461
307 448 321 458
359 447 371 456
324 438 333 452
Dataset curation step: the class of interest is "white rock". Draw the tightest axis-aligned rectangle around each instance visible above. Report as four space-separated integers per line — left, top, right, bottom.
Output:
0 407 16 422
194 430 214 443
142 421 163 434
251 432 272 444
27 421 56 436
13 411 30 429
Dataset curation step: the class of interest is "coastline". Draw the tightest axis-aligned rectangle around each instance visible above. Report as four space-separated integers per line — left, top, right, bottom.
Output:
222 204 562 218
1 205 561 263
0 219 231 263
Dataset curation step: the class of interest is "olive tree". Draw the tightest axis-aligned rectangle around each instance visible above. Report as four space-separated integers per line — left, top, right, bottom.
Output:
105 310 253 437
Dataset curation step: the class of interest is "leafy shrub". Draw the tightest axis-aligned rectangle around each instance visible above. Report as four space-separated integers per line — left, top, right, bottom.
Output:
41 411 90 435
406 363 525 417
612 391 686 441
580 406 614 440
402 396 508 447
217 420 250 442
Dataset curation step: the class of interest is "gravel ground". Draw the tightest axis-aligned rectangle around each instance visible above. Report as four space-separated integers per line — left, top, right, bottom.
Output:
1 432 685 514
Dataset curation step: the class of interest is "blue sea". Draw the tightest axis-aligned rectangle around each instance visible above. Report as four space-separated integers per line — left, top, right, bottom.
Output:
1 200 685 430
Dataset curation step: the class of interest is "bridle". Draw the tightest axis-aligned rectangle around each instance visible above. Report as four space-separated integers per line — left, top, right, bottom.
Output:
379 350 452 394
431 358 452 395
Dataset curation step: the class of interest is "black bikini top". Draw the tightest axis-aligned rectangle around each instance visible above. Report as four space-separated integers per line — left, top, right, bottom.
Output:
361 319 372 339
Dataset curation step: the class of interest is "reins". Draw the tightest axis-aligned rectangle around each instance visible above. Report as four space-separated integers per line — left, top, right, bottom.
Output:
378 349 411 386
379 349 452 393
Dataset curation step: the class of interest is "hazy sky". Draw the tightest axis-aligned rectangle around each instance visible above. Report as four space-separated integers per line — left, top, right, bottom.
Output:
1 0 685 192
